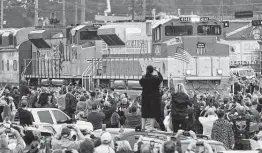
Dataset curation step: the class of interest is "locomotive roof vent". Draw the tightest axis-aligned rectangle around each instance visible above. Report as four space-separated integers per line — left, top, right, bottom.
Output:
28 28 63 49
97 25 125 46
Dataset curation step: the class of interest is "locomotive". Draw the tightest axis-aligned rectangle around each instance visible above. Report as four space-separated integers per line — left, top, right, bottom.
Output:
91 15 231 94
0 27 33 86
23 24 103 86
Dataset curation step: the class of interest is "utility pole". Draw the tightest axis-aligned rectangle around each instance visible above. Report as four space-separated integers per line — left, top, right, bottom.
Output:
81 0 85 24
75 0 78 25
220 0 224 21
142 0 146 20
132 0 135 21
1 0 3 29
35 0 39 26
62 0 66 26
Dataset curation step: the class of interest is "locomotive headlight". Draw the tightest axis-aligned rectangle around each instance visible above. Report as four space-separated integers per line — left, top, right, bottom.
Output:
186 69 191 75
217 69 223 75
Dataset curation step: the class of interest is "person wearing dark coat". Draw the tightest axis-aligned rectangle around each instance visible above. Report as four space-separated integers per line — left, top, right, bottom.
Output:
139 65 163 130
171 83 192 132
64 86 77 119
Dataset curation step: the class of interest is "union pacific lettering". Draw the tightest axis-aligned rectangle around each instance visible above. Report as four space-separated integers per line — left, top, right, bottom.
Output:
125 40 148 49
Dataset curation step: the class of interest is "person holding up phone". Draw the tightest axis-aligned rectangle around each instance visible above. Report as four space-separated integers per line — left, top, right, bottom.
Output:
51 125 85 150
185 141 214 153
139 65 163 131
0 127 26 153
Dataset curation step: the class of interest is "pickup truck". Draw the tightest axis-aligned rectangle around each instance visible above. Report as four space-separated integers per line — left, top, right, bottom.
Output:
14 108 93 137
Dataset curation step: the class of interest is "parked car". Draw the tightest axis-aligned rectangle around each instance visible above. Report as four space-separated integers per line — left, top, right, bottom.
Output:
92 128 228 153
13 108 93 137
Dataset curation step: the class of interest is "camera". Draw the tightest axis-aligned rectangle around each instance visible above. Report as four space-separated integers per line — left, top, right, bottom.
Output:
5 128 12 133
183 131 190 136
196 141 204 146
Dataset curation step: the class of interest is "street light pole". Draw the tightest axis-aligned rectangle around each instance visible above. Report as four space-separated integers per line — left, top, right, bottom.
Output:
35 0 39 26
1 0 4 29
62 0 66 26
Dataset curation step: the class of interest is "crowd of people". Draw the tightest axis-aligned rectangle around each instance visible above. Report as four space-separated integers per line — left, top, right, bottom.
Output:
0 65 262 153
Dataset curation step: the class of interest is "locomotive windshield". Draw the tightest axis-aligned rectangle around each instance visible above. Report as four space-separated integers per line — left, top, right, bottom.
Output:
165 25 193 36
197 25 221 35
80 30 101 40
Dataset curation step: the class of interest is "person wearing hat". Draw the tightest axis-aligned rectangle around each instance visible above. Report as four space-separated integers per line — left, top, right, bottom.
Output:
95 132 115 153
199 108 218 138
52 125 85 150
17 100 33 126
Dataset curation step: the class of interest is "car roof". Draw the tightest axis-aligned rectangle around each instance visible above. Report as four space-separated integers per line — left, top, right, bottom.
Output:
27 108 60 111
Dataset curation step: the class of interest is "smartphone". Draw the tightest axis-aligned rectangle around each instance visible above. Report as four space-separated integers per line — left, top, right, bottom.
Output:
102 124 106 131
5 128 11 133
183 131 190 136
67 125 74 129
170 136 176 141
150 141 155 148
196 141 204 146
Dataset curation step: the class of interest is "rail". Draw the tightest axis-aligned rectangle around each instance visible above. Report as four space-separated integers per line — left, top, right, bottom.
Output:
81 64 92 91
21 60 32 81
23 59 62 79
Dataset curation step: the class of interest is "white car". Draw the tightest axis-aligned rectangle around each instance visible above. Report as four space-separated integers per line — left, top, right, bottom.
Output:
14 108 93 137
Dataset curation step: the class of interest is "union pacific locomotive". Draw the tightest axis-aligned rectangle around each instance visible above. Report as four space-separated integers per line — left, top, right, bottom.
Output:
92 15 231 94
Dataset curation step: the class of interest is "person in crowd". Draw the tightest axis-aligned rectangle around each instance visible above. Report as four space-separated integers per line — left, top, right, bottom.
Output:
86 92 98 111
110 107 120 128
125 106 142 128
17 100 33 126
185 141 214 153
211 109 235 149
95 132 115 153
28 90 38 108
0 127 26 153
163 140 181 153
19 80 30 101
171 83 192 132
86 103 105 130
199 108 218 138
64 86 77 119
36 88 52 108
11 86 19 108
76 96 87 121
102 101 114 128
139 65 163 131
78 138 94 153
51 125 85 150
116 140 133 153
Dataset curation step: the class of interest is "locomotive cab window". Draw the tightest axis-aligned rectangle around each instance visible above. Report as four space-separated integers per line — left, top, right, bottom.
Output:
153 26 161 41
80 31 100 40
165 25 193 36
13 60 17 71
197 25 221 35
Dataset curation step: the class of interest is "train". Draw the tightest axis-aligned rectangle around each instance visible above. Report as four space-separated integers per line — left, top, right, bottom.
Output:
0 15 232 95
91 15 232 94
0 14 239 95
0 27 33 86
22 24 104 87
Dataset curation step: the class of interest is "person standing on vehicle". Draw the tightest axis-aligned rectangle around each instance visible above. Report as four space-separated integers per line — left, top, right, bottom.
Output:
170 83 192 132
211 109 235 149
139 65 163 131
64 86 77 119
